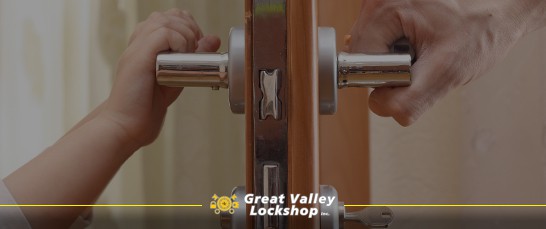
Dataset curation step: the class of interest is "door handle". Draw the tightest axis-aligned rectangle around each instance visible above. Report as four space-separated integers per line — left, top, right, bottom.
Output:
318 27 412 114
155 26 405 229
156 27 245 114
155 27 412 115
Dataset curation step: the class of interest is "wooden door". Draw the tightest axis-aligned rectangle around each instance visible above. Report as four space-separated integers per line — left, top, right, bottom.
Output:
317 0 371 221
245 0 319 228
244 0 370 228
286 1 319 228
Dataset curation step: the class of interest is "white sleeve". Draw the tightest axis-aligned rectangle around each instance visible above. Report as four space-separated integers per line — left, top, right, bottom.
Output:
0 180 31 229
0 180 93 229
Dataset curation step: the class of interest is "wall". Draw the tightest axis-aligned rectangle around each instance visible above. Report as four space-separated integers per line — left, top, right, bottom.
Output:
1 0 545 228
370 28 546 228
0 1 245 228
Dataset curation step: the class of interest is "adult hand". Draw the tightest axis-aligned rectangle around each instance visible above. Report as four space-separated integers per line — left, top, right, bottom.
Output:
350 0 546 126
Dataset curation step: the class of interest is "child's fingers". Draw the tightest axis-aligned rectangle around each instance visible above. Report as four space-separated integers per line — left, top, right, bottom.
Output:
164 15 200 51
128 9 201 47
196 35 221 53
147 27 190 54
121 27 191 72
132 19 197 52
164 9 203 39
129 11 170 44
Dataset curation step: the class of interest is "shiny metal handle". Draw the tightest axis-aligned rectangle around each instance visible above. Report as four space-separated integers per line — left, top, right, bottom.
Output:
318 27 413 115
155 27 245 114
155 26 412 115
156 53 229 89
337 52 411 88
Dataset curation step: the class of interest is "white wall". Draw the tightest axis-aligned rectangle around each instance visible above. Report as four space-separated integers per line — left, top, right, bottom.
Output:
370 28 546 228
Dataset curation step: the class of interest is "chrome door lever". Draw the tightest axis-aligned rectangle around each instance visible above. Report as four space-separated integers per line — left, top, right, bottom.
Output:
155 26 412 116
156 27 245 114
318 27 413 115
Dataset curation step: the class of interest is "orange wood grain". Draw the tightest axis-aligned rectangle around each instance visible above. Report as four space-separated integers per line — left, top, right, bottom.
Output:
286 0 320 228
317 1 371 227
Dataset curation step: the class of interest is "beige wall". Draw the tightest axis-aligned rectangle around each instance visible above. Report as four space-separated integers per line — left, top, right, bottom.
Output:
0 0 245 228
95 1 247 228
0 0 545 228
370 28 546 228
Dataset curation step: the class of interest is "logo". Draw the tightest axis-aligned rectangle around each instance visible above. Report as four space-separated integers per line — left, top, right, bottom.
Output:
245 193 335 218
210 194 239 215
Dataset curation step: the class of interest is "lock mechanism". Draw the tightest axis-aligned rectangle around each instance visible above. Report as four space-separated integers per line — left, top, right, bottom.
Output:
155 26 409 229
155 26 412 116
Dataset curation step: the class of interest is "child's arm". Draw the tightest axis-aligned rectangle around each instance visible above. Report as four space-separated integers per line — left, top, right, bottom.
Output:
2 9 220 229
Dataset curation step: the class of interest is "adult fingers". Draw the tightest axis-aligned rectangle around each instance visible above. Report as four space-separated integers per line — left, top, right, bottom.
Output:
368 47 456 126
349 0 405 53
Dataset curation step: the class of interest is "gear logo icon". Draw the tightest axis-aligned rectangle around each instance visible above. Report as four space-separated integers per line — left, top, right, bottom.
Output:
210 194 239 215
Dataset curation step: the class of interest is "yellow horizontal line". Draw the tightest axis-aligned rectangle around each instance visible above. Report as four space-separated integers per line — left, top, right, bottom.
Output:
0 204 202 207
4 204 545 208
345 205 546 207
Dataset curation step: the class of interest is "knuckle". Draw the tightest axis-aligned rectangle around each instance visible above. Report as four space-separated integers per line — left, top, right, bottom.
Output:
154 27 172 41
181 10 193 18
150 12 170 26
169 31 187 50
157 16 170 27
149 11 162 20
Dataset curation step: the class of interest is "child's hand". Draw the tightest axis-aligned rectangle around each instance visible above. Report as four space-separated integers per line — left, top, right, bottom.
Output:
101 9 221 147
3 10 221 228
